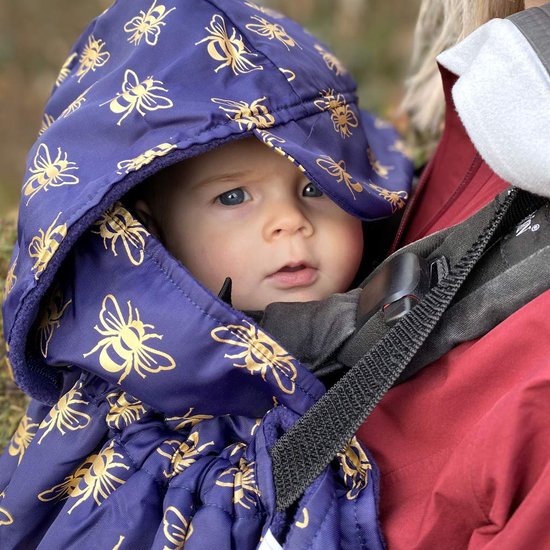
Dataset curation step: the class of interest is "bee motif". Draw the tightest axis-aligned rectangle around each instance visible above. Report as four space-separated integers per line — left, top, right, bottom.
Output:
83 294 176 383
67 440 129 513
23 145 79 205
211 96 275 131
60 85 94 119
102 69 174 126
93 203 150 266
38 453 97 503
316 155 364 199
116 142 176 174
39 113 55 136
124 0 176 46
336 436 372 500
367 147 394 179
8 415 39 465
196 14 262 75
246 16 300 50
314 89 359 138
0 495 13 526
163 506 193 548
215 457 261 510
211 320 298 394
368 183 408 213
165 407 214 432
55 52 78 87
75 35 111 83
105 391 148 430
3 253 17 300
314 44 347 76
37 286 72 358
37 385 91 444
28 212 68 279
157 432 214 478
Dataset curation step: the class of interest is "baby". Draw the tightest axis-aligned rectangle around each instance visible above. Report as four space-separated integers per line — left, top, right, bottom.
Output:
133 136 364 311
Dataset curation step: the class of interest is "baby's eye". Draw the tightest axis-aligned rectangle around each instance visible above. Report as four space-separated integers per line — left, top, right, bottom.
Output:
302 182 324 197
216 187 251 206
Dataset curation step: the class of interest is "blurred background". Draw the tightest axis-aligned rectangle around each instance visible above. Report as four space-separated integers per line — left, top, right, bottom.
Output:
0 0 421 216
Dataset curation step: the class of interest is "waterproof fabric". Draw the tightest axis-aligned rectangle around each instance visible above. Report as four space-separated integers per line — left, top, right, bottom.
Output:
0 0 414 548
358 13 550 550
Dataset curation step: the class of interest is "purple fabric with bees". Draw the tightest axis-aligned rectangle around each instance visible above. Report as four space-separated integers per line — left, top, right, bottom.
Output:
0 0 412 547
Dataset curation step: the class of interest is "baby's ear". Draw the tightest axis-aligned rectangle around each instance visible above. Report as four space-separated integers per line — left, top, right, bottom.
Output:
133 199 163 240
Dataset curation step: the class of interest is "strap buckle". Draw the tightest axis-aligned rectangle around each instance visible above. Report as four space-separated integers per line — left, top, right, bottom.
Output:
357 252 449 327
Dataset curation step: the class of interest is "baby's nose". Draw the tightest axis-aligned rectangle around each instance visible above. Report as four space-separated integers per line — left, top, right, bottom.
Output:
263 201 314 240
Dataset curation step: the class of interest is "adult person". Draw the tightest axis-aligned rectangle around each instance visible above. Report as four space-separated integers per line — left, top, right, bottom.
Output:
357 1 550 548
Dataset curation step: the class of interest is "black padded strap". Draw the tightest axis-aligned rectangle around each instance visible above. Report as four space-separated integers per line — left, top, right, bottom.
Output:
270 188 540 512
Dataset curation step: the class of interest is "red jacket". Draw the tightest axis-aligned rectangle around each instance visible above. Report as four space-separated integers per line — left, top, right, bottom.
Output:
357 66 550 548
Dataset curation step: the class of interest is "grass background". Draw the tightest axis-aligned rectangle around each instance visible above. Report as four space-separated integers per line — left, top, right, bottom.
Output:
0 0 421 450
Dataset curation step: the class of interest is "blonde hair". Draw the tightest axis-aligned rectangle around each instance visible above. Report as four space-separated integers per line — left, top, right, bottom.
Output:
401 0 524 162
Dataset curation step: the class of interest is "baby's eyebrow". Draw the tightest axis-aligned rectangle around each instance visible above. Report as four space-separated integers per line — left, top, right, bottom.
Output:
194 170 253 189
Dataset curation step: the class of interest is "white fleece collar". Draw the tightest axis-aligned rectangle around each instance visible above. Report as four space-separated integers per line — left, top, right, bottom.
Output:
437 18 550 198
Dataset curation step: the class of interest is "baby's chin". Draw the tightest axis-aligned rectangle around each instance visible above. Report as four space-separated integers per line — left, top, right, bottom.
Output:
232 287 338 312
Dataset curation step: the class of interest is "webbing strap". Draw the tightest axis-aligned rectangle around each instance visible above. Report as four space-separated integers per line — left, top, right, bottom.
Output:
270 187 529 512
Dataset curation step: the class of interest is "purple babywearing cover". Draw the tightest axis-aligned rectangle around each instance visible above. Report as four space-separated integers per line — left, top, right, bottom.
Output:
0 1 412 548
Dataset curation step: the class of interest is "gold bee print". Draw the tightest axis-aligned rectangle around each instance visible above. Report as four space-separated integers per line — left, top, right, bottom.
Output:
295 507 309 528
37 287 72 358
83 294 176 383
29 213 68 279
211 320 298 394
3 343 14 381
157 432 214 478
112 536 125 550
37 386 91 444
105 391 147 430
255 129 286 148
336 436 372 500
196 14 262 76
123 0 176 46
39 113 55 136
60 85 94 119
8 415 39 465
246 16 300 50
279 67 296 82
215 457 261 510
314 90 358 138
244 1 284 19
55 52 78 87
368 183 408 213
3 253 17 300
102 69 174 126
23 144 79 205
316 156 364 199
165 408 213 431
367 146 393 179
75 35 111 82
314 44 347 76
93 203 149 266
163 506 193 548
117 142 176 174
211 97 275 131
38 453 97 502
0 494 13 526
67 440 130 513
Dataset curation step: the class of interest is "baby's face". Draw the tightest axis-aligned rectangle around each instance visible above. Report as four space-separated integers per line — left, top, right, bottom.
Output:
145 138 363 311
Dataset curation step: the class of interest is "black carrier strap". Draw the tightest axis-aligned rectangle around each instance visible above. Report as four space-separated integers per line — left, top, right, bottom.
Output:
271 188 546 512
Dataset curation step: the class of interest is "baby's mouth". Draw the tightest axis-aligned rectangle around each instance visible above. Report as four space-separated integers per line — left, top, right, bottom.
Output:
267 262 318 288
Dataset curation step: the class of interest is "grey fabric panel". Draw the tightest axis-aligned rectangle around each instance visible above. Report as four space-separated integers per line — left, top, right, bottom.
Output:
509 3 550 75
